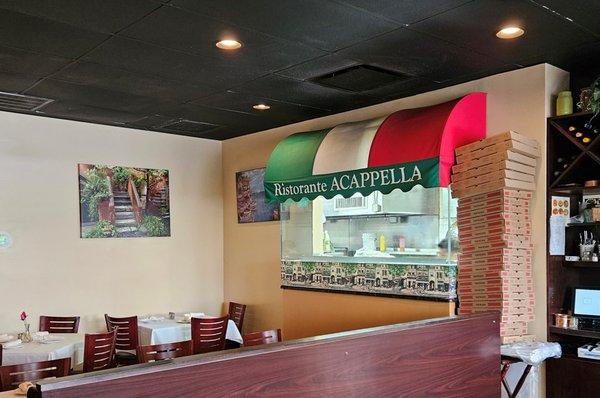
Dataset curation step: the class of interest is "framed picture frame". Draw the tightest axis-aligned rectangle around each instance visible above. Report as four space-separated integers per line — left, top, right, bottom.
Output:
78 164 170 238
236 167 281 223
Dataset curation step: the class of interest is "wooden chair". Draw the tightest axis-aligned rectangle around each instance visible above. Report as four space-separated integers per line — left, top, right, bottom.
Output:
82 330 116 373
191 315 229 354
228 302 246 332
136 341 192 364
243 329 282 347
0 358 70 391
104 315 139 366
39 316 80 333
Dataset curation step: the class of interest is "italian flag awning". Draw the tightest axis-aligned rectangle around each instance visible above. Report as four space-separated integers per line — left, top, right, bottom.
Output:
265 92 486 203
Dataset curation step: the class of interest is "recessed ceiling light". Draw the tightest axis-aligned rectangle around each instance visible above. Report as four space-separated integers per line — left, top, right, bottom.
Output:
253 104 270 110
496 26 525 39
216 39 242 50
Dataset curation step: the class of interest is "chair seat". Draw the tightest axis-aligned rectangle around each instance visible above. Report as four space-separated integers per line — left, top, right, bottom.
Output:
115 350 138 366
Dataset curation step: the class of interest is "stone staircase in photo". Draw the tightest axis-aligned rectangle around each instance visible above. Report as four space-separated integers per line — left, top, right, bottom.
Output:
113 191 138 234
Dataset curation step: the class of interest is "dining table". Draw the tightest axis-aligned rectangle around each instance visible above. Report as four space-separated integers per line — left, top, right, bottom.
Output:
0 390 21 397
138 315 243 346
1 333 84 367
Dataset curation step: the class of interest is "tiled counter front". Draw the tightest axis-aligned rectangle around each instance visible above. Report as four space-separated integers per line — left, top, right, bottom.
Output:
281 260 456 301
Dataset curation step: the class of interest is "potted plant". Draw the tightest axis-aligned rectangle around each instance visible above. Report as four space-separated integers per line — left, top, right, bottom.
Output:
81 169 110 221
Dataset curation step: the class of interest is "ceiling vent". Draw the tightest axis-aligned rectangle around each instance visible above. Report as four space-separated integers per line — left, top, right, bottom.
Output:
310 65 412 92
156 119 220 134
0 91 53 112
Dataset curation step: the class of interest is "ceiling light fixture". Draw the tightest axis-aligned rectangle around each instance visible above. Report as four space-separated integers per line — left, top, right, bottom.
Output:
253 104 270 110
216 39 242 50
496 26 525 39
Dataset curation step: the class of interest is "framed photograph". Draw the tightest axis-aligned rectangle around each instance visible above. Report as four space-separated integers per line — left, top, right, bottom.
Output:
236 168 280 223
78 164 170 238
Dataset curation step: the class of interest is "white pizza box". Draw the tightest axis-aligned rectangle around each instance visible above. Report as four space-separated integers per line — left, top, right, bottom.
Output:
452 169 535 191
458 188 533 204
462 264 533 275
464 306 533 317
452 159 537 182
460 231 531 245
459 225 531 240
458 290 534 301
459 284 534 295
453 150 538 173
458 247 533 261
457 192 532 206
459 298 535 309
501 334 536 344
457 211 531 225
460 240 533 254
455 131 540 157
458 220 532 236
458 220 531 235
456 139 541 163
460 291 535 301
457 276 533 288
501 313 535 323
458 250 533 261
458 281 535 293
458 274 533 284
452 178 536 199
459 257 533 268
462 233 532 246
459 268 532 279
457 200 531 215
457 246 533 257
500 327 530 338
458 205 530 220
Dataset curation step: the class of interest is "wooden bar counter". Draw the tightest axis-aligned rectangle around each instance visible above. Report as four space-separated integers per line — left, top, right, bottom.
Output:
36 312 500 397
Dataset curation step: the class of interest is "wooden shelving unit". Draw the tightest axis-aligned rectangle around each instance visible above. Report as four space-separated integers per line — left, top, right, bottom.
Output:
546 112 600 397
562 260 600 269
549 325 600 339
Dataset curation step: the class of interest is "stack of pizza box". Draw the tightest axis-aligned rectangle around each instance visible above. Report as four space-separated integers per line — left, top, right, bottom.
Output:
451 131 540 344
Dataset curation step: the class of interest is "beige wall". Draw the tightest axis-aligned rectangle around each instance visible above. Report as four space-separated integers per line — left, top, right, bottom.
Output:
223 64 568 347
0 111 224 333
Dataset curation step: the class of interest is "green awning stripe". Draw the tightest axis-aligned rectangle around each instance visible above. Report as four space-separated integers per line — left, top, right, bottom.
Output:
264 129 330 183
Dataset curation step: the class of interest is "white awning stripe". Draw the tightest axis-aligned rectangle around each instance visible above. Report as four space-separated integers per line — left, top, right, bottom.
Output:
312 117 385 175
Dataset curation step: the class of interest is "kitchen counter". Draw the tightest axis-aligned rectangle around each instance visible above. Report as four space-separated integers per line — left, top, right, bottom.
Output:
288 255 456 266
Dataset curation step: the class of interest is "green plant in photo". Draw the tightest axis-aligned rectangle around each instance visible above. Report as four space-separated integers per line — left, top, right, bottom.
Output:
85 220 116 238
112 166 133 189
133 174 146 191
141 215 166 237
81 169 110 221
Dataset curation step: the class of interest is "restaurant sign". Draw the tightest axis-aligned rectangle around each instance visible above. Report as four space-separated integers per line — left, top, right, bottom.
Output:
264 93 486 203
266 157 439 203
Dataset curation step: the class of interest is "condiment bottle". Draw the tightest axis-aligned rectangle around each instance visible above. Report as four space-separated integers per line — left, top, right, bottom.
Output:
556 91 573 116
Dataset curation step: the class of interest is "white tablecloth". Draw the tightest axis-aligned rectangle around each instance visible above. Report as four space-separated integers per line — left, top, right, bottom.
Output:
138 318 243 346
1 334 84 367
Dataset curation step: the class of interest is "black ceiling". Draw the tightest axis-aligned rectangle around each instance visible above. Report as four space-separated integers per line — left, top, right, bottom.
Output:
0 0 599 140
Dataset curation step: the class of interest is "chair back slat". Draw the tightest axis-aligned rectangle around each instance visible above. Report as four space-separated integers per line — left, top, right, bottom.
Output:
136 340 192 364
228 302 246 332
83 330 117 373
191 315 229 354
39 316 80 333
0 358 70 391
243 329 282 347
104 315 139 350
